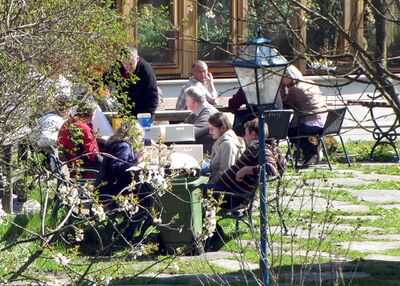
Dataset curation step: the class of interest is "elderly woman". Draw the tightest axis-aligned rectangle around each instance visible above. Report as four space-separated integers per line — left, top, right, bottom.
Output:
280 65 328 167
183 86 218 154
207 112 245 183
95 120 151 196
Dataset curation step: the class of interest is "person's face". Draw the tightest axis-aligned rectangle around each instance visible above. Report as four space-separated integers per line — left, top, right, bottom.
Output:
192 64 208 83
185 96 197 112
208 124 224 139
122 55 139 73
243 127 257 146
281 76 293 87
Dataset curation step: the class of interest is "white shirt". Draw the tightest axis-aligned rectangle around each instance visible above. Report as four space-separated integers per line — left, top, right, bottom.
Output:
30 113 65 150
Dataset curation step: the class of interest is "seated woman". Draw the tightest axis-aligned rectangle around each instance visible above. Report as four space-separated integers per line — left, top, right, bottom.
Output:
95 120 152 196
280 65 327 167
206 112 245 183
206 118 286 208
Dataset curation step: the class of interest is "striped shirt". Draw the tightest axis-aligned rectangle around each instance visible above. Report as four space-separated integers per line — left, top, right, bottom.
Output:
217 141 286 195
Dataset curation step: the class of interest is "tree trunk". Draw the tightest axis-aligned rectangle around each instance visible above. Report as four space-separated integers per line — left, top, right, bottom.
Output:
372 0 400 114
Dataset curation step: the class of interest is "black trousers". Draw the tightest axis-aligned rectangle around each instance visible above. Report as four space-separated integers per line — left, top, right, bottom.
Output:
288 124 323 160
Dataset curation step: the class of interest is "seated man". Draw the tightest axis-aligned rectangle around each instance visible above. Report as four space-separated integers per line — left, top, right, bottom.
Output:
208 118 287 208
30 97 71 153
176 60 218 110
183 86 218 154
57 102 102 177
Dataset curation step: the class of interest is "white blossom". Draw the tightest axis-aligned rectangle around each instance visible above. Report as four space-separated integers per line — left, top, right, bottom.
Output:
58 185 80 206
205 9 215 18
121 199 139 216
153 217 162 225
0 208 7 225
91 204 106 222
54 253 70 266
75 228 84 242
138 171 145 183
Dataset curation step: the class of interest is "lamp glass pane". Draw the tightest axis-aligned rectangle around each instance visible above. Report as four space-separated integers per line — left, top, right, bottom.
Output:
235 65 286 106
234 66 258 105
257 65 286 105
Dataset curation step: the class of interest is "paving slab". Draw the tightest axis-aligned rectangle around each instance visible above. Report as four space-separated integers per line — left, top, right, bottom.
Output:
279 271 370 285
362 234 400 241
311 223 382 233
179 251 234 261
139 273 254 285
336 215 382 221
376 204 400 210
210 258 259 271
347 189 400 203
337 241 400 253
282 196 370 212
364 254 400 262
325 177 368 187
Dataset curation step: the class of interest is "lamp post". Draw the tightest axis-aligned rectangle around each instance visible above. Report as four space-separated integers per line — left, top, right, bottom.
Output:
230 32 288 286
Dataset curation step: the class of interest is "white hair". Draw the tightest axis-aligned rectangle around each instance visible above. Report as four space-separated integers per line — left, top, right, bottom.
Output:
183 86 207 104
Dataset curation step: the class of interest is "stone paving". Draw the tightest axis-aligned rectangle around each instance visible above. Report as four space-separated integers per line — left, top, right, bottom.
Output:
3 164 400 285
135 165 400 285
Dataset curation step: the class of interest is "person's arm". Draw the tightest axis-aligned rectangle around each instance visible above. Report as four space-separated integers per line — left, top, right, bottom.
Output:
80 122 100 162
228 88 246 111
216 142 237 176
205 72 218 101
236 165 258 182
192 110 211 138
138 60 159 113
110 142 137 175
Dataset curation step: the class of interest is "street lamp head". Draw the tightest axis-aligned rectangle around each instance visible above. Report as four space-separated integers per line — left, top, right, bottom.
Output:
230 34 289 108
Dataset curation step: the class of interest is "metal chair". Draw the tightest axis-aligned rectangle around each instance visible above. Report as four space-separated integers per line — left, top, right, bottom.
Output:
212 176 288 235
265 110 294 167
293 107 351 171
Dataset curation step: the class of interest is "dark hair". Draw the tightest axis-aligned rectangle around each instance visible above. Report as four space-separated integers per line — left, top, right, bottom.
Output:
208 112 232 133
244 118 269 137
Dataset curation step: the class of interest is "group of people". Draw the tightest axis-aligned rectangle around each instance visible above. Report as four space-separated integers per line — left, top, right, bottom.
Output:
28 45 328 242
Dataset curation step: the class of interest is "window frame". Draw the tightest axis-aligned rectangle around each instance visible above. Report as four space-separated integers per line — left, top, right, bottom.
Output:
116 0 247 79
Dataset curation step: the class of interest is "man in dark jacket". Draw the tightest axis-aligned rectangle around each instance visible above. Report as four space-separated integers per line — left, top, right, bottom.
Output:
111 47 159 118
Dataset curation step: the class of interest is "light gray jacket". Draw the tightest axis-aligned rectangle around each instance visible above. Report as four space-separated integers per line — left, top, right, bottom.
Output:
209 129 245 183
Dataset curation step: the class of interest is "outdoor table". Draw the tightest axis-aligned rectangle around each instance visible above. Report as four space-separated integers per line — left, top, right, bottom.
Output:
347 99 400 162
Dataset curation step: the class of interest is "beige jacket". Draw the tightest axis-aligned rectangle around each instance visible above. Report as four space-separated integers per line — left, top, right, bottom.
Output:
282 80 328 127
209 129 245 183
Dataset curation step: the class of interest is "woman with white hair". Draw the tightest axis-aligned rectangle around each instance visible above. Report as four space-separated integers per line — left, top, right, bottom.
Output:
280 65 328 167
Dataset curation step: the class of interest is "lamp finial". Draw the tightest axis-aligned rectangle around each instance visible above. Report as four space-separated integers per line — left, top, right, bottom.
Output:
256 27 262 38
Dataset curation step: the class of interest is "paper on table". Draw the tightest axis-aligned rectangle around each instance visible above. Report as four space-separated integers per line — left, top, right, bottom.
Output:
92 106 113 137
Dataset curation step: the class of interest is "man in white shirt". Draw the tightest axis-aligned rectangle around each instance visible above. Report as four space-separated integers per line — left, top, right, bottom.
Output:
176 60 218 110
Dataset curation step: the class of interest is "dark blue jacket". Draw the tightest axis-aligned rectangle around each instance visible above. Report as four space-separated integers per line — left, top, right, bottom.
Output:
96 140 138 196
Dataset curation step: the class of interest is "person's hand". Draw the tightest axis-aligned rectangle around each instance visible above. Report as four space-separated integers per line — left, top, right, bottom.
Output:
136 149 149 163
207 72 214 83
236 166 253 182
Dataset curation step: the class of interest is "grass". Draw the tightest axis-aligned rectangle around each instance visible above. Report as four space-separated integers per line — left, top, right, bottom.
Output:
3 140 400 284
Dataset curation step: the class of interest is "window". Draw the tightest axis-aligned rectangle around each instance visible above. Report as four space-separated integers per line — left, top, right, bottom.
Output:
197 0 231 61
116 0 247 79
137 0 176 64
